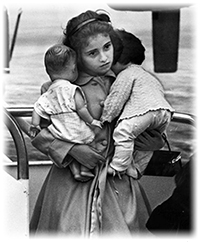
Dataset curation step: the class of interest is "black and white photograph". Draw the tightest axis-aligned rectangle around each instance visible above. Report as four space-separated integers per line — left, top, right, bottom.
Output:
1 0 198 240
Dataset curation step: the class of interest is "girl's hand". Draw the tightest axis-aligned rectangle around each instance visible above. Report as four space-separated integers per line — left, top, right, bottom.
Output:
68 144 106 169
135 130 165 151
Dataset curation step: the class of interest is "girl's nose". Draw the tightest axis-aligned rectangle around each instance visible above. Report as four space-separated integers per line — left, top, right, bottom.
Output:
100 51 107 62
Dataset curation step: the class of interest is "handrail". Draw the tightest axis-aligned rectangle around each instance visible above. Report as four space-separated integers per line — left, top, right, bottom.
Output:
4 107 195 181
171 112 195 126
4 109 29 179
6 106 33 117
6 107 196 127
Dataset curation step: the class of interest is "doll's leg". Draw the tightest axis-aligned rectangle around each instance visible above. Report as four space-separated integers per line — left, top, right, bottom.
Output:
69 161 93 181
69 160 81 179
107 165 116 175
80 165 94 177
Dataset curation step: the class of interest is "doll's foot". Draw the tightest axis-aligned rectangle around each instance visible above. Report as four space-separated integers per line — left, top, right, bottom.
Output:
74 173 82 180
74 174 92 182
107 166 116 175
80 171 94 178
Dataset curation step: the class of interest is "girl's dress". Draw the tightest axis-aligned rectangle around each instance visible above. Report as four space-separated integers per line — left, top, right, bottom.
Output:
30 71 151 236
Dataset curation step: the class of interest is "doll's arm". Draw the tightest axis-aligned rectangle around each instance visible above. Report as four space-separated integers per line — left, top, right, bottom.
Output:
29 109 41 138
74 88 102 129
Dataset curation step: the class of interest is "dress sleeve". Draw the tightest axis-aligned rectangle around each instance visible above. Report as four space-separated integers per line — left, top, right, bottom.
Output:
101 71 135 123
31 127 74 168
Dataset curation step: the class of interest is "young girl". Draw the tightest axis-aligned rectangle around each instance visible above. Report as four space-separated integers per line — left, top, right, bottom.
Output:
30 10 164 236
101 29 174 178
29 44 102 179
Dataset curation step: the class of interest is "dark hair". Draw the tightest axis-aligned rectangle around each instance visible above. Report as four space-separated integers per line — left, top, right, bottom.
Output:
62 10 115 63
44 44 76 76
111 30 123 65
115 29 145 65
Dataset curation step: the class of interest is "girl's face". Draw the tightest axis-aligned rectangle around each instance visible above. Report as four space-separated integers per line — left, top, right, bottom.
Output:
79 34 114 76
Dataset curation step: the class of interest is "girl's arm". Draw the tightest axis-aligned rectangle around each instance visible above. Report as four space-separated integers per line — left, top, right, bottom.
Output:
68 144 106 169
135 130 165 151
31 127 105 169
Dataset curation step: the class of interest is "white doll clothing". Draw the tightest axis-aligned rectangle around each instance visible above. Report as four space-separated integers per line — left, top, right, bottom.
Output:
34 79 95 144
110 109 172 178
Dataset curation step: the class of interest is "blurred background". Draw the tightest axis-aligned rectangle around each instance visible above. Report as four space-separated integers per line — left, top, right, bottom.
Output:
3 2 196 164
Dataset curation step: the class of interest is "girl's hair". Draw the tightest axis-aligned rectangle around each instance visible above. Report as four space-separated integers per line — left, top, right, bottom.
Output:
44 44 76 76
62 10 118 64
111 30 123 65
115 29 145 65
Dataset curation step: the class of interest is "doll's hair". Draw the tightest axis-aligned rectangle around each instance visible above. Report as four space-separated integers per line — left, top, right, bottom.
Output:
62 10 117 63
44 44 76 77
115 29 145 65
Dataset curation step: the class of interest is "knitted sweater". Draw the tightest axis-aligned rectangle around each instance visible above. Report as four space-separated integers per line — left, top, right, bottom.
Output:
101 64 174 123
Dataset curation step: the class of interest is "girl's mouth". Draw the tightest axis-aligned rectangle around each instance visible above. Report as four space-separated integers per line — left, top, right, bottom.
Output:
100 62 111 69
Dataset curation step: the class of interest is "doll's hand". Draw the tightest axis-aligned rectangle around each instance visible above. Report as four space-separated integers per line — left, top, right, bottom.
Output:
29 125 41 138
91 119 102 129
41 81 51 94
135 130 165 151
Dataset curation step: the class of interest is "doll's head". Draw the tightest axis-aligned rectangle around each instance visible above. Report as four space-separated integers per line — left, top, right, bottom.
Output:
44 44 78 82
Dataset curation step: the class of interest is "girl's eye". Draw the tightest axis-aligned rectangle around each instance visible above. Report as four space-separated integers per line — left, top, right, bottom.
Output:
88 50 97 57
104 42 112 51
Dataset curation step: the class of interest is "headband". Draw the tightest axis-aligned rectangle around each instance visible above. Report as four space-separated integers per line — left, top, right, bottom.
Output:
67 16 111 37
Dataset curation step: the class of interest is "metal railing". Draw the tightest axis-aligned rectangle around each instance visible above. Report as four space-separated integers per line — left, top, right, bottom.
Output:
171 112 195 126
4 109 29 179
4 107 195 180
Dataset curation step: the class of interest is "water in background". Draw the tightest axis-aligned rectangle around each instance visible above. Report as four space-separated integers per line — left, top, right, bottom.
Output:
3 4 196 163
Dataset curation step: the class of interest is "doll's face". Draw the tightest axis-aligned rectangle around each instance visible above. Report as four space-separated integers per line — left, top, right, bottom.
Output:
79 33 113 76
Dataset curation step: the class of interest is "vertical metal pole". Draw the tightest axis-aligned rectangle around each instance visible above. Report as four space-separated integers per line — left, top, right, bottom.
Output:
152 10 180 73
4 7 10 73
10 8 22 61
